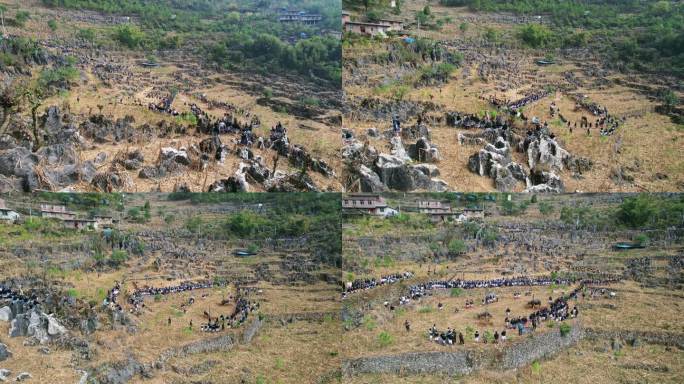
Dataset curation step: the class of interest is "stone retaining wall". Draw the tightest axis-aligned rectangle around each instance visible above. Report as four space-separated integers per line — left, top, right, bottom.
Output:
343 321 582 376
584 328 684 350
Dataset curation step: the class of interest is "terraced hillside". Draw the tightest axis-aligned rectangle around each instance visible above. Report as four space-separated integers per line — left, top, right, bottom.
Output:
0 0 343 192
0 192 342 384
342 0 684 192
341 193 684 383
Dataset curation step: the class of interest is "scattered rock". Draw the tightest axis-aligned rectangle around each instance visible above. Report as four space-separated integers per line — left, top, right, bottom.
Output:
93 152 108 165
527 135 570 171
611 338 622 352
160 147 190 166
357 165 386 192
0 343 11 361
264 171 319 192
0 306 11 322
0 368 10 382
525 169 564 193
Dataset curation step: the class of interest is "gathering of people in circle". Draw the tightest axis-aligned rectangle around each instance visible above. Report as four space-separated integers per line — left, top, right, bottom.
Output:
199 297 259 333
405 285 583 347
103 279 259 333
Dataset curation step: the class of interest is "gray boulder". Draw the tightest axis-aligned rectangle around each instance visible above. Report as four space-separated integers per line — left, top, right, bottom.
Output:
358 165 386 193
113 116 135 142
0 343 11 361
264 171 319 192
15 372 32 382
408 137 440 163
35 144 78 165
93 152 108 165
526 170 564 193
412 163 440 178
9 314 28 337
527 136 570 171
46 314 67 336
160 147 190 166
0 148 37 179
0 306 11 322
245 162 270 183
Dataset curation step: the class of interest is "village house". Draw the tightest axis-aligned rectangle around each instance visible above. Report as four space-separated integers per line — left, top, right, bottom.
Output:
342 11 351 25
40 204 76 220
0 199 19 223
342 194 395 216
278 10 322 25
344 21 392 37
377 18 403 32
93 215 117 228
62 218 98 231
413 200 459 223
458 207 485 222
416 200 451 214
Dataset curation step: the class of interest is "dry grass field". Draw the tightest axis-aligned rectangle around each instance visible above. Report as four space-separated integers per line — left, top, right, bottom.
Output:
0 193 342 384
340 193 684 383
342 0 683 192
0 0 342 192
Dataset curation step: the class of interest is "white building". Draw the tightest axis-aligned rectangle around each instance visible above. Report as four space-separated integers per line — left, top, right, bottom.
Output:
0 199 19 223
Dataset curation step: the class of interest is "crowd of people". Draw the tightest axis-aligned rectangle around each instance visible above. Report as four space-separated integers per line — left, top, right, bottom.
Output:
565 96 621 136
128 280 217 310
406 276 576 302
0 284 38 312
104 280 220 314
507 91 550 111
419 285 584 347
200 297 259 332
102 279 260 333
342 272 414 297
148 95 180 116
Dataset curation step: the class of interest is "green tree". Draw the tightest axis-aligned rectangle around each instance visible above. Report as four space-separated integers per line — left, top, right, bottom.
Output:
539 201 554 215
110 250 128 267
447 239 466 255
617 195 656 228
114 25 146 49
517 24 555 48
185 216 203 234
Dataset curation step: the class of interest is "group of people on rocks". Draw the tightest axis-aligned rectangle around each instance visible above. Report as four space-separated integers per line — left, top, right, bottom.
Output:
104 280 124 312
0 284 39 311
447 111 511 130
480 89 621 139
148 95 180 116
342 272 414 297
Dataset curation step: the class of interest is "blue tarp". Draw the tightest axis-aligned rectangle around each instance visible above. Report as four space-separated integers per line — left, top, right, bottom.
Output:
613 242 645 250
